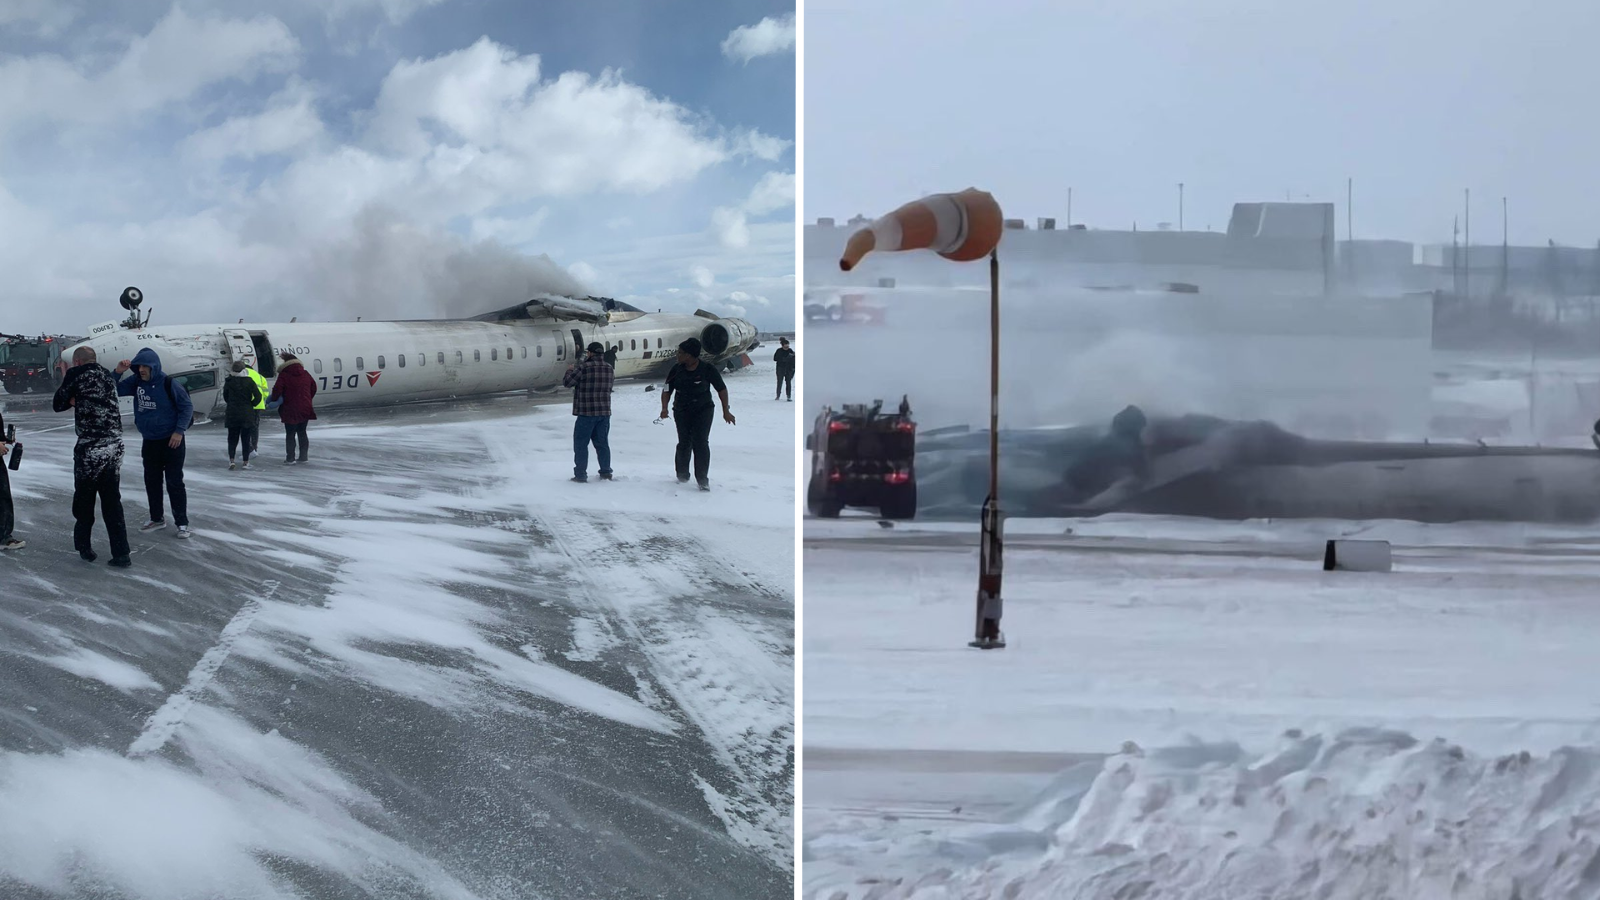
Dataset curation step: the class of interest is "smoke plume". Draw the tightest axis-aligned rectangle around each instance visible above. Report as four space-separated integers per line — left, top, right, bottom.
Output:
298 204 592 321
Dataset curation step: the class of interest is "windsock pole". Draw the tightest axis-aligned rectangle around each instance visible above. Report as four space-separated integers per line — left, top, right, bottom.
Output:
971 249 1006 649
831 188 1007 649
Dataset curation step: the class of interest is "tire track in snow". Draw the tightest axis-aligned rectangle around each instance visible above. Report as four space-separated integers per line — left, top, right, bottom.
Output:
126 580 280 758
529 508 794 872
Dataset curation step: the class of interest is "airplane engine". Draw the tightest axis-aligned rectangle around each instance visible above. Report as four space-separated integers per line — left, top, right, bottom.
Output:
699 316 758 358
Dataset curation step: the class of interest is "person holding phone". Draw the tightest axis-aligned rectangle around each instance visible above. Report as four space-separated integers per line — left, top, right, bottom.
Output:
54 345 131 566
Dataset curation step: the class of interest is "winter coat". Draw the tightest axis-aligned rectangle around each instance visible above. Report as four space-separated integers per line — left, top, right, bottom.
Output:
773 346 795 375
53 362 125 481
116 347 193 441
222 374 262 428
268 360 317 425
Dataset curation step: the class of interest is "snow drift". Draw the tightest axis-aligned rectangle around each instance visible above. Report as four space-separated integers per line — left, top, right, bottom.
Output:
805 727 1600 899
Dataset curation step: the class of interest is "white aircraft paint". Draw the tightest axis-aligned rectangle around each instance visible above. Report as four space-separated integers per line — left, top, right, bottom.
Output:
68 296 760 418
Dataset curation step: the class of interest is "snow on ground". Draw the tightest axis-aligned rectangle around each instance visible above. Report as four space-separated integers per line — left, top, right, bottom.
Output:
802 513 1600 898
807 728 1600 899
0 355 794 899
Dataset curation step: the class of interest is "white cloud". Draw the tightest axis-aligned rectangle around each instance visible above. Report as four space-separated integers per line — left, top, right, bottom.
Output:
566 260 601 290
707 170 794 249
0 0 81 37
732 129 792 161
711 206 749 249
744 171 795 216
0 15 795 332
723 290 770 307
183 85 325 163
0 7 299 131
356 37 782 203
721 14 796 63
322 0 450 25
468 208 551 245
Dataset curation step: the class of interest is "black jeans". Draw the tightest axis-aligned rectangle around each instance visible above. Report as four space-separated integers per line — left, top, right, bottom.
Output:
141 438 188 527
227 425 258 462
776 371 793 398
285 422 308 461
673 404 715 483
0 461 13 542
73 467 130 559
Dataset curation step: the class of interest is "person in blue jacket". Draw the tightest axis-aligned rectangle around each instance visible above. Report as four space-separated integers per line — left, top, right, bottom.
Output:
114 348 194 539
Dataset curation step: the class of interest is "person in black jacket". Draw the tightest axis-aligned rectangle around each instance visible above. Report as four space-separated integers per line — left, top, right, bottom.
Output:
52 346 131 566
773 337 795 401
0 409 19 552
658 338 735 490
222 360 262 469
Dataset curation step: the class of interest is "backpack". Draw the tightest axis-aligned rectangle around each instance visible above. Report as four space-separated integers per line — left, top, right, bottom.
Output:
162 375 197 430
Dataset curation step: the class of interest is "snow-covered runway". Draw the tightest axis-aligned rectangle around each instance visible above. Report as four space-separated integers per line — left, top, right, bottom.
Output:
803 514 1600 898
0 359 795 900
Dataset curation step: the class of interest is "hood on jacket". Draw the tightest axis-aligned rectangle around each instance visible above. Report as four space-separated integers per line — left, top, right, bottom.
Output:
130 347 164 381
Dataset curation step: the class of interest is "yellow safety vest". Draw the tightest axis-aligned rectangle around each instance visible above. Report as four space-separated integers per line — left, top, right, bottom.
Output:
246 367 268 410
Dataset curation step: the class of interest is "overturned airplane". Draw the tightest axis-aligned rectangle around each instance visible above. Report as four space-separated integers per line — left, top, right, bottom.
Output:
916 407 1600 524
67 290 760 418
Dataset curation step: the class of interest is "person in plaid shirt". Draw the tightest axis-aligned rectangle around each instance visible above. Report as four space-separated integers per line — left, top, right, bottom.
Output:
563 341 615 482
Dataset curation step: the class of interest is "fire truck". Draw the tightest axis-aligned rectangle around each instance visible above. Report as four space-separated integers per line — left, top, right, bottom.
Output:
0 333 69 393
805 395 918 519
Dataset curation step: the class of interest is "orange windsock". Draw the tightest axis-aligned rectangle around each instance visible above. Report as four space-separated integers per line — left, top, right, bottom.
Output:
839 188 1003 271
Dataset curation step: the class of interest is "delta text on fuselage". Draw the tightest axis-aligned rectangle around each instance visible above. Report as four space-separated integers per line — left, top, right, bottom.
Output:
68 293 759 419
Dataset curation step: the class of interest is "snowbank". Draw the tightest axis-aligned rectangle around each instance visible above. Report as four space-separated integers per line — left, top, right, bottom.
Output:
805 727 1600 899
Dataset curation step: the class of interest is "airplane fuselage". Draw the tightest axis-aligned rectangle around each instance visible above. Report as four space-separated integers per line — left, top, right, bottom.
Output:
69 308 757 419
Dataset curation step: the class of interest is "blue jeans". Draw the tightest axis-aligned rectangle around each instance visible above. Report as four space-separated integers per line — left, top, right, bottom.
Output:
573 415 611 478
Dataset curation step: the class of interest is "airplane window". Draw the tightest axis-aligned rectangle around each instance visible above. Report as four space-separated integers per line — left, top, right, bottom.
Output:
455 351 463 364
657 338 662 348
521 347 527 359
355 356 363 369
171 370 217 392
398 354 406 368
474 350 480 361
378 355 385 369
506 346 512 360
333 358 342 373
313 359 323 374
418 352 425 366
491 348 498 361
537 346 542 357
437 352 444 364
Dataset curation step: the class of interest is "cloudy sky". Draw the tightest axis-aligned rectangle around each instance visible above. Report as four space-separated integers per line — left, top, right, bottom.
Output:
0 0 795 335
805 0 1600 249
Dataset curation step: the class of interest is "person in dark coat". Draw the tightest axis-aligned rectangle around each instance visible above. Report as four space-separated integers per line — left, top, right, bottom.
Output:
658 337 735 491
222 360 263 470
773 337 795 401
0 409 19 552
267 352 317 464
53 345 130 565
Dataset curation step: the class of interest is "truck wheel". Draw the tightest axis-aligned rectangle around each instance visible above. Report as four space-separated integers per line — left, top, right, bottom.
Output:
880 484 917 520
807 477 840 518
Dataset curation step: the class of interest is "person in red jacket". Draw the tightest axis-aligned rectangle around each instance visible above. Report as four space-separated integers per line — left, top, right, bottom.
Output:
267 352 317 465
